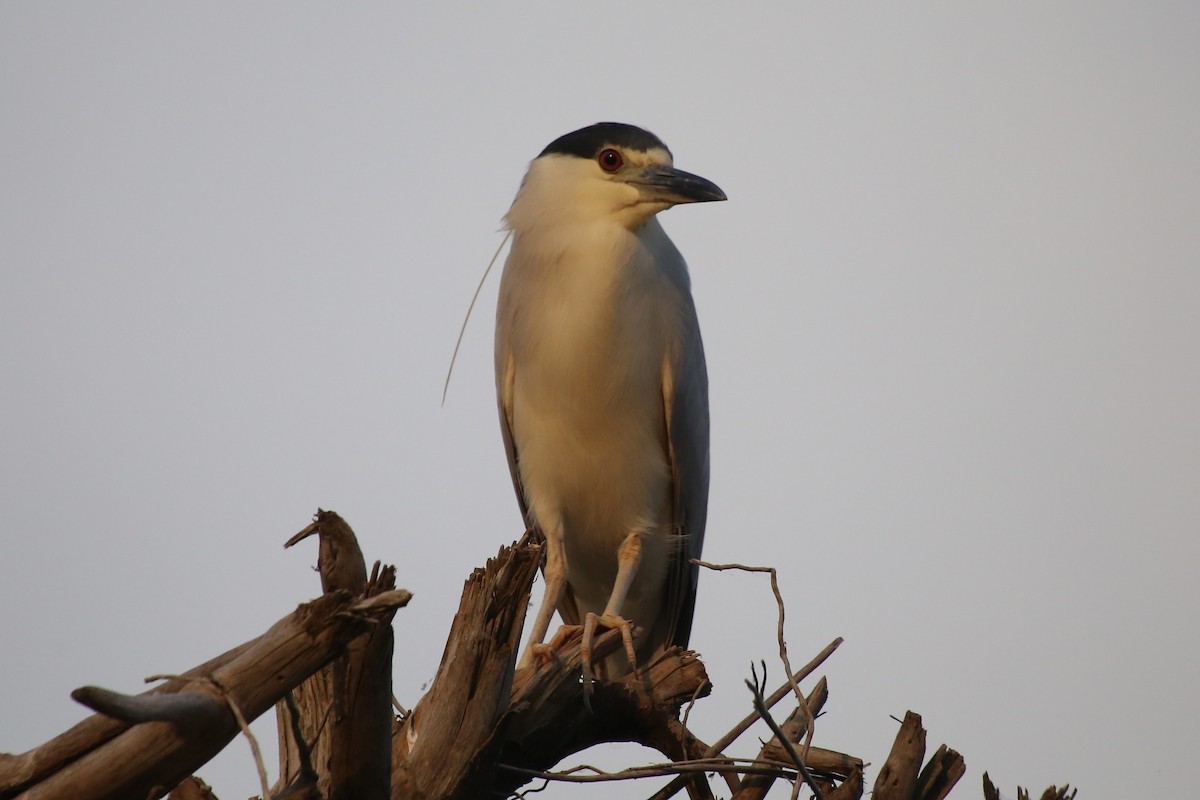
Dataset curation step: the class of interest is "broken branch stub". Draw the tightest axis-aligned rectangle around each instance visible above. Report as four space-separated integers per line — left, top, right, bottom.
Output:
276 510 398 800
873 711 965 800
391 540 541 800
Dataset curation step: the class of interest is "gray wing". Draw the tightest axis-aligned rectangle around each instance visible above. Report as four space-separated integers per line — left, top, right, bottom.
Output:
660 295 710 650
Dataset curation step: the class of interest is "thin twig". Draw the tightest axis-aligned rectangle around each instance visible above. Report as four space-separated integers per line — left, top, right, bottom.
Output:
647 637 843 800
710 638 840 754
499 757 806 784
678 677 709 755
694 559 817 754
210 677 271 800
514 778 552 797
746 662 824 800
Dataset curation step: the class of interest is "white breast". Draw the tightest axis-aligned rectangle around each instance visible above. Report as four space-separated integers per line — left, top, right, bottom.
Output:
497 217 684 618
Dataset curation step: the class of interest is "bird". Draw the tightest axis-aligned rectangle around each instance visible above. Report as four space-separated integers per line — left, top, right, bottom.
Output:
494 122 725 682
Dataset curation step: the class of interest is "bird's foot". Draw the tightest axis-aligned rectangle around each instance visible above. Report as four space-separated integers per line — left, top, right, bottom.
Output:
517 624 582 670
580 611 640 708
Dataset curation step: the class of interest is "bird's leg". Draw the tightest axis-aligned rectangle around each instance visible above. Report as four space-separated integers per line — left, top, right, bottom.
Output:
518 524 569 669
581 530 642 693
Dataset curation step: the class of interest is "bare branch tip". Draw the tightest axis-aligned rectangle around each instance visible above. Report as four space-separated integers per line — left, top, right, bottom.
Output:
284 520 320 549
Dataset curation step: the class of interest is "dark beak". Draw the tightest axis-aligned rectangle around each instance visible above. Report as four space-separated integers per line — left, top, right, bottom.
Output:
632 166 727 205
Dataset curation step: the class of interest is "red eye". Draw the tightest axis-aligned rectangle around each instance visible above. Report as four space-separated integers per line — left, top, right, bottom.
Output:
598 148 623 172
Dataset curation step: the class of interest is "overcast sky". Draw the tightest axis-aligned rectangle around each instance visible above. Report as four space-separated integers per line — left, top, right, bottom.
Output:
2 4 1197 798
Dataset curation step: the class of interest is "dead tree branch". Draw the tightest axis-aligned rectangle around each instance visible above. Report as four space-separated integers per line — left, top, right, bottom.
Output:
496 636 713 799
0 640 255 798
734 674 831 800
391 535 717 800
692 560 814 750
167 777 219 800
68 687 227 727
276 510 396 800
1 506 1042 800
1 578 409 800
738 664 822 800
873 711 965 800
982 772 1078 800
648 637 843 800
391 539 541 799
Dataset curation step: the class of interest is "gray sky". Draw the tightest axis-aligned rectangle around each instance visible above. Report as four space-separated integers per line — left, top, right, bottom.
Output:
2 4 1196 798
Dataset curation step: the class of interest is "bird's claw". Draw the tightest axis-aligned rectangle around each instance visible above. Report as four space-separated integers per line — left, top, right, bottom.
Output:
580 611 641 709
522 643 559 670
518 624 582 671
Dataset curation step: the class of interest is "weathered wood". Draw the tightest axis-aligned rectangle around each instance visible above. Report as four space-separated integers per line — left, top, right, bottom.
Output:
0 506 990 800
391 535 714 799
69 686 227 726
1036 787 1078 800
391 540 540 799
284 509 369 594
647 638 844 800
983 773 1077 800
495 636 713 798
983 772 1001 800
166 776 218 800
733 676 829 800
0 641 255 798
276 510 395 800
873 711 927 800
758 744 864 785
871 711 964 800
10 588 409 800
825 764 864 800
328 561 395 800
915 743 965 800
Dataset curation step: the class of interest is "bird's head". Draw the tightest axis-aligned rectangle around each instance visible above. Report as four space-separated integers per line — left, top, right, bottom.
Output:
505 122 726 233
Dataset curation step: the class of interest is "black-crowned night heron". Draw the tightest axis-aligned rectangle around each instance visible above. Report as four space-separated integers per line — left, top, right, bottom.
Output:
495 122 725 682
